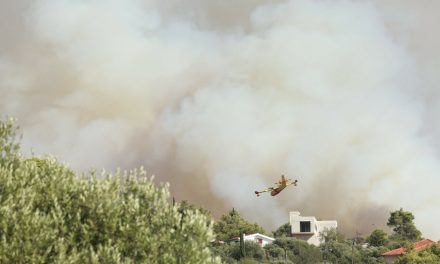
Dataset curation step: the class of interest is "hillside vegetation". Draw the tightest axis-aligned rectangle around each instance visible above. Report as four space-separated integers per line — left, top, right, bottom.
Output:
2 117 439 264
0 118 220 263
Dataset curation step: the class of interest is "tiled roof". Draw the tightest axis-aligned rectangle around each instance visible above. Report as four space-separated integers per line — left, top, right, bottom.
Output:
382 239 435 256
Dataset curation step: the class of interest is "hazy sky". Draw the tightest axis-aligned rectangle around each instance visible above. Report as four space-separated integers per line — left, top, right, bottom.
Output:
1 0 440 238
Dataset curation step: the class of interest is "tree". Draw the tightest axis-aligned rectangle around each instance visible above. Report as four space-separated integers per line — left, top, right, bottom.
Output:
321 239 362 264
319 229 362 264
177 200 212 218
229 241 264 261
359 246 387 264
209 243 237 264
270 237 322 264
387 208 422 241
367 229 389 247
319 228 345 244
210 241 264 263
273 222 291 238
395 247 440 264
240 232 246 258
213 208 265 241
264 243 287 262
0 118 220 263
176 199 213 227
0 117 20 168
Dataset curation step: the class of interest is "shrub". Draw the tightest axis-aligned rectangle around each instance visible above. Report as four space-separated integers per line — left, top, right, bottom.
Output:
0 118 220 263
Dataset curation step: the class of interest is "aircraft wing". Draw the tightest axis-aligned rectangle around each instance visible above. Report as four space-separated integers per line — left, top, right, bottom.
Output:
254 187 273 197
288 179 298 186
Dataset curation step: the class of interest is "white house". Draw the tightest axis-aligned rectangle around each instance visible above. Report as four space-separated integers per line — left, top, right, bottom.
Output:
228 233 275 247
289 211 337 246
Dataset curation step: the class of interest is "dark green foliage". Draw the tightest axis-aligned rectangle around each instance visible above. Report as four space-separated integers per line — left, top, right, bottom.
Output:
431 243 440 257
387 208 422 242
264 243 287 261
229 241 264 261
0 118 220 264
210 241 264 263
237 257 261 263
359 246 387 263
320 227 346 243
177 199 213 228
319 228 388 263
240 232 246 258
273 222 291 238
386 239 412 251
321 239 359 264
209 242 238 264
177 200 212 219
271 237 322 264
213 208 266 241
319 229 362 264
367 229 389 247
395 246 440 264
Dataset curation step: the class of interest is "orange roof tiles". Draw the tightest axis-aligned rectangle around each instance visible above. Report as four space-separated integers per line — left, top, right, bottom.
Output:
382 239 436 256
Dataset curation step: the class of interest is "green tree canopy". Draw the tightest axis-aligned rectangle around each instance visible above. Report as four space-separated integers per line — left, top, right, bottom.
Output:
319 229 363 264
272 237 322 264
387 208 422 241
273 222 291 238
229 241 265 261
213 208 266 241
367 229 389 247
359 246 388 264
177 200 212 217
319 228 345 244
395 246 440 264
0 117 20 168
0 118 220 263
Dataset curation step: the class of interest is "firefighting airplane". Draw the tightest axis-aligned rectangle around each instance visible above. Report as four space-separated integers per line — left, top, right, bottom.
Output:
254 175 298 197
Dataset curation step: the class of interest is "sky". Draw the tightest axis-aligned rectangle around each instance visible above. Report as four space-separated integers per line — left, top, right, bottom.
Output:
1 0 440 239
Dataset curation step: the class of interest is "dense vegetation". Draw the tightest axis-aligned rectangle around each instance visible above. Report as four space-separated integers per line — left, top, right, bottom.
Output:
211 208 439 264
1 117 438 263
213 208 266 242
0 118 219 263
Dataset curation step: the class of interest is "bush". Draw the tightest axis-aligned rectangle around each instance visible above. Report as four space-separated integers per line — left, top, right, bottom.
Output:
274 237 322 264
229 241 265 261
395 247 440 264
0 118 220 263
213 208 266 242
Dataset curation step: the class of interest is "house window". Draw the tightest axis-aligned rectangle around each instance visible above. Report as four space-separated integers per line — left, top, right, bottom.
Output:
300 221 311 232
257 238 263 245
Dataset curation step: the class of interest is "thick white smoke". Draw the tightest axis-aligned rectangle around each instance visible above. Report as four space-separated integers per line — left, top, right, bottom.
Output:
1 0 439 238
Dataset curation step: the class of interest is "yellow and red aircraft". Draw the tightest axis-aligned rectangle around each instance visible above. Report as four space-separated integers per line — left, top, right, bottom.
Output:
255 175 298 197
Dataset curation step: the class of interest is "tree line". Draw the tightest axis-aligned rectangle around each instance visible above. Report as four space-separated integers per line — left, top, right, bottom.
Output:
1 118 439 263
207 206 439 263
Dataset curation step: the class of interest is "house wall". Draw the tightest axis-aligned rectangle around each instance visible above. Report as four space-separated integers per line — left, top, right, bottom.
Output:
289 211 337 246
316 221 338 235
243 234 274 247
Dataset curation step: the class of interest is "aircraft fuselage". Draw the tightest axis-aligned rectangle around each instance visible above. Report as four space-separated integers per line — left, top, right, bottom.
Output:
270 186 286 196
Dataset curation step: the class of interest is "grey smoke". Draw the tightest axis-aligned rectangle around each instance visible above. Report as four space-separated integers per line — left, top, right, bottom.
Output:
1 0 439 238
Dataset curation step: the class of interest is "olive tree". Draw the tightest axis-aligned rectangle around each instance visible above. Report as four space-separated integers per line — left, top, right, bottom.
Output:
0 118 220 264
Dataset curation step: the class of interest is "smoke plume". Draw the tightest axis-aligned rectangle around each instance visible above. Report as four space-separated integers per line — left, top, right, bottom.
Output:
1 0 440 238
